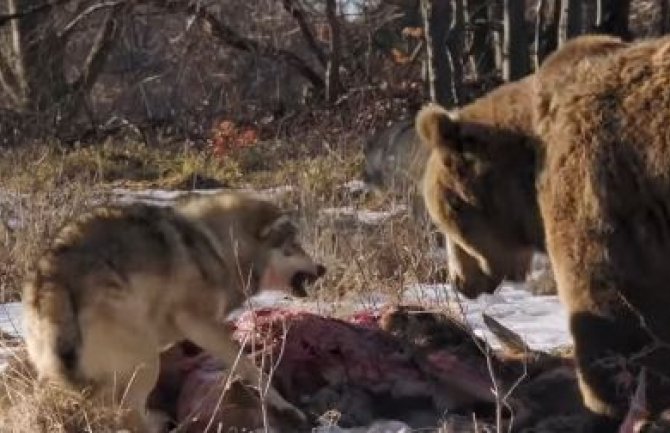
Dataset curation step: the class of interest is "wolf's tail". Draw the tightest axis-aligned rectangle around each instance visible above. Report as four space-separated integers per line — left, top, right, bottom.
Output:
23 258 82 386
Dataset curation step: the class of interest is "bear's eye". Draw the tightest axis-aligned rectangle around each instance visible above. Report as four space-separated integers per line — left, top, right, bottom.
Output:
443 190 465 213
460 134 485 154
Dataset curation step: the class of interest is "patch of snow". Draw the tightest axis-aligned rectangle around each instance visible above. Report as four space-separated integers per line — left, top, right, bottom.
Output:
0 303 22 337
0 283 570 358
0 303 23 371
530 253 552 272
227 290 303 320
402 283 570 351
314 420 411 433
320 206 407 225
110 186 296 206
0 286 569 432
0 189 28 230
0 283 569 377
342 180 372 195
6 218 20 230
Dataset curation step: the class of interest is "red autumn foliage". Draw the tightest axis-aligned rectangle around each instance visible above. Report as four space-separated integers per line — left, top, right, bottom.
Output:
209 120 259 158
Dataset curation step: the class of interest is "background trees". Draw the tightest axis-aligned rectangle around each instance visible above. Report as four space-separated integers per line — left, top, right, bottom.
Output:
0 0 664 145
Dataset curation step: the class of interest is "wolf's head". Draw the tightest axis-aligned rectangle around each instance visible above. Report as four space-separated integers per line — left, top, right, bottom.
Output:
180 192 325 297
256 214 326 297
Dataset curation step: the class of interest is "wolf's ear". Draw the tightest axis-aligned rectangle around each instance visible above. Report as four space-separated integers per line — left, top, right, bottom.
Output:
415 103 461 151
259 214 296 244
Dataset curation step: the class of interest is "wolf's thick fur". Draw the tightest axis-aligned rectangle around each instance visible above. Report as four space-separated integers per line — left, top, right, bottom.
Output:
362 120 429 214
23 192 324 431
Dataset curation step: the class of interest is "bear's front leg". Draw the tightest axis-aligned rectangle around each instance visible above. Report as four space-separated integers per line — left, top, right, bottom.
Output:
570 309 652 428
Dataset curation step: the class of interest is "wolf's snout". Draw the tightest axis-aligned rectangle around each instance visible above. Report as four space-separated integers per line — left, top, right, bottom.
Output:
289 265 325 297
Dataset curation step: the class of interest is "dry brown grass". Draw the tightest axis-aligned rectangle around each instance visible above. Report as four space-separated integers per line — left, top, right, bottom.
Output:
0 133 441 304
0 185 97 302
0 129 449 431
0 347 129 433
0 138 245 301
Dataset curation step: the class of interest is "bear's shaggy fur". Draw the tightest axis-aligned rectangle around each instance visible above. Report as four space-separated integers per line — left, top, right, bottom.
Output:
416 35 626 298
534 34 628 132
417 78 539 298
535 36 670 424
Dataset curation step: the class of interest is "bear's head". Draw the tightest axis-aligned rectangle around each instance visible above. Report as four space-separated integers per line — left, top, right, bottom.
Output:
416 101 543 298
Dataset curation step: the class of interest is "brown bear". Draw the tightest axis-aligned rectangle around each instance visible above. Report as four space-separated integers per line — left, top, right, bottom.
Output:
416 34 627 299
535 36 670 428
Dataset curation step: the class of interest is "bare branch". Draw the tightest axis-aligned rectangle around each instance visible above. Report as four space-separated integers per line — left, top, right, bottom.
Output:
69 2 126 103
0 0 72 27
421 0 454 106
503 0 530 81
0 50 20 106
147 0 324 89
281 0 327 68
325 0 342 102
59 0 124 40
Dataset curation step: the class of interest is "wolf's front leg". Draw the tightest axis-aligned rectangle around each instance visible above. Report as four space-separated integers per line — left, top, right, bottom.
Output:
173 310 306 423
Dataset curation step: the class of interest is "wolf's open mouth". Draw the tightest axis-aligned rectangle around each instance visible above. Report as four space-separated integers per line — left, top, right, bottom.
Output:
290 272 319 297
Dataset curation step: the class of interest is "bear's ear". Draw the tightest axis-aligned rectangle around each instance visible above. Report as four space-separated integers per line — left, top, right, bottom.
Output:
415 103 461 151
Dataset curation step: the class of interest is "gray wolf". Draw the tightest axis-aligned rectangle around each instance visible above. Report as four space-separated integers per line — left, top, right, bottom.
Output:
22 192 325 431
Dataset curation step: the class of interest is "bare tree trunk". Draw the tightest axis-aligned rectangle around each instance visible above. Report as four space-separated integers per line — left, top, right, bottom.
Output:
534 0 560 67
534 0 546 69
6 0 67 112
466 0 495 80
502 0 529 81
0 42 20 107
65 3 125 120
595 0 631 39
0 0 122 124
281 0 327 68
489 1 503 74
547 0 560 55
582 0 597 32
421 0 453 106
325 0 341 103
149 0 325 90
447 0 464 104
558 0 581 46
661 0 670 35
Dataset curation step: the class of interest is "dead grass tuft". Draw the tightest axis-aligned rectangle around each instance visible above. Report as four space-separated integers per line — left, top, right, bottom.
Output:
0 348 127 433
0 184 98 302
0 127 456 430
0 140 238 192
0 133 439 304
